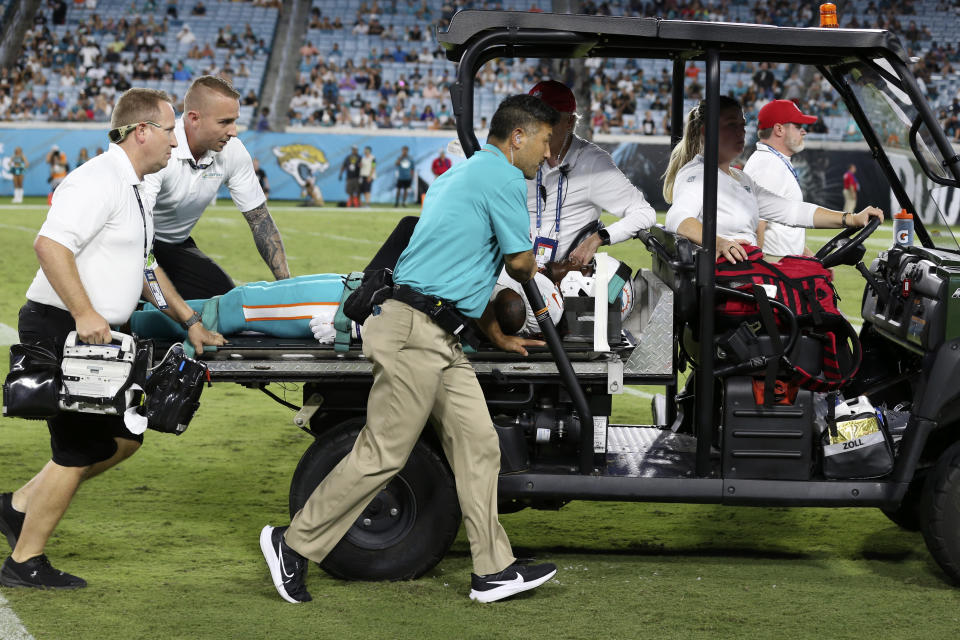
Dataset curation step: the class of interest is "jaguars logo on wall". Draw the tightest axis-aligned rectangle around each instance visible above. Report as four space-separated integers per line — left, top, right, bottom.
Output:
272 144 330 187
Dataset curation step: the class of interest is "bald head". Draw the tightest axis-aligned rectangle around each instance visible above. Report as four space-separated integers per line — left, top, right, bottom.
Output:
494 289 526 335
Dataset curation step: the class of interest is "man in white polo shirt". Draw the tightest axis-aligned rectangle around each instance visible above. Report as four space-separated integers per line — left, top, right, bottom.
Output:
141 76 291 300
0 88 225 591
743 99 818 259
525 80 656 268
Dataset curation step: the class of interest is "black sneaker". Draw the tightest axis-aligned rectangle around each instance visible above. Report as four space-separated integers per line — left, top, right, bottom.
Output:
0 555 86 590
0 493 24 550
259 525 311 603
469 562 557 603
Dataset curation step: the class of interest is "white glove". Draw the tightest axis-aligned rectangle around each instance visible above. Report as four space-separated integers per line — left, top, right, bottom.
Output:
309 313 336 344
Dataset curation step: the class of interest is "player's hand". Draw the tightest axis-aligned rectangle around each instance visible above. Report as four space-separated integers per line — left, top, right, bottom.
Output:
493 334 545 357
75 310 112 344
187 323 226 355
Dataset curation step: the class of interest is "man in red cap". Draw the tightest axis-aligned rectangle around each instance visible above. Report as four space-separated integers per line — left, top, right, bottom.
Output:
743 99 818 259
526 80 655 267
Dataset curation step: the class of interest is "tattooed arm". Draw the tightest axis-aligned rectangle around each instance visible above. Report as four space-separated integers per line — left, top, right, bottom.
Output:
242 201 291 280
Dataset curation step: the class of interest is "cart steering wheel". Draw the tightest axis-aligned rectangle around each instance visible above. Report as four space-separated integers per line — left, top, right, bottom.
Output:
814 216 882 269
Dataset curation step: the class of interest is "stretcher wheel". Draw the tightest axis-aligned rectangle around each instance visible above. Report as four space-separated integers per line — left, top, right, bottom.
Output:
288 418 461 581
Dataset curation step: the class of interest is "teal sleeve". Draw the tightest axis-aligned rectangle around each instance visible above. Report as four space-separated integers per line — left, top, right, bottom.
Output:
487 176 533 255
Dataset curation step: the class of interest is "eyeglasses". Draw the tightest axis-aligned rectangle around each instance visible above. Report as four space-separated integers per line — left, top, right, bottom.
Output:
108 120 162 144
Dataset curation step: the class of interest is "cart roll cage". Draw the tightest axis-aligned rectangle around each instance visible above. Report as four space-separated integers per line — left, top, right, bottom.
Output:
438 10 960 477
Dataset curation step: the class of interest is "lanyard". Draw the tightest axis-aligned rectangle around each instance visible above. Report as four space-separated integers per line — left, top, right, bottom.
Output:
535 166 565 235
757 142 799 186
132 184 149 261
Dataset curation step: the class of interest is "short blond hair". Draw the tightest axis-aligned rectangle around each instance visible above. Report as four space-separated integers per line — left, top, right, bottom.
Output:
184 75 241 111
111 88 171 129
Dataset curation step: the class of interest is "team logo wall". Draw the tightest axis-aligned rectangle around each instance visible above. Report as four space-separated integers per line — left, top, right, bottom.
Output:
273 144 330 187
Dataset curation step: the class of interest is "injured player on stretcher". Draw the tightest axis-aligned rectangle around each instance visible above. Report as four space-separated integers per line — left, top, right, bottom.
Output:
129 254 636 346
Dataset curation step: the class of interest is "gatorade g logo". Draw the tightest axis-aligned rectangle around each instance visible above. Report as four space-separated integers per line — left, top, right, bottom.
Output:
896 229 911 244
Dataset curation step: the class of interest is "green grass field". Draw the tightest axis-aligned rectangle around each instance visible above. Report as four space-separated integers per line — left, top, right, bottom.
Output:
1 199 959 639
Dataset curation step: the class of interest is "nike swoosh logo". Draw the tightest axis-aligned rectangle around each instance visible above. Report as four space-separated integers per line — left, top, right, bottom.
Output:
489 573 524 586
278 541 294 579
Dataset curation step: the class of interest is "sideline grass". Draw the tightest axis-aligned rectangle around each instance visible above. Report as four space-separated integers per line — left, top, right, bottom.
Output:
1 200 959 639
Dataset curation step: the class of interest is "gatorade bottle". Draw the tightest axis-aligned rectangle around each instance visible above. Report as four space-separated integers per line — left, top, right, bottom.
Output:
893 208 914 246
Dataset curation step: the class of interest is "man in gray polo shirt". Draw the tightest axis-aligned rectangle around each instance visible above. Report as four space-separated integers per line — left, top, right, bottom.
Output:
141 76 291 300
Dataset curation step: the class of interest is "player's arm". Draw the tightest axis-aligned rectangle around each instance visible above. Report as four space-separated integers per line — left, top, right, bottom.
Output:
242 201 291 280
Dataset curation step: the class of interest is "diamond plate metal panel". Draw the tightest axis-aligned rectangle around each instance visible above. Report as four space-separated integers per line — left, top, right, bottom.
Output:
624 270 674 376
208 356 621 380
605 425 697 478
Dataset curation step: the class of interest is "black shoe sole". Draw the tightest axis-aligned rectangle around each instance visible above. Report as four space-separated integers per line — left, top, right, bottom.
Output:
0 570 86 590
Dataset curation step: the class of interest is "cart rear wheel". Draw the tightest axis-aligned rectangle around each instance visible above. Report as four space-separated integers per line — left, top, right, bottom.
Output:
288 418 461 581
920 441 960 584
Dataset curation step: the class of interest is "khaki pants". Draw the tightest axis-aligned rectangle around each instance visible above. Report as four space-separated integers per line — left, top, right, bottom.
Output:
843 187 857 213
285 299 515 576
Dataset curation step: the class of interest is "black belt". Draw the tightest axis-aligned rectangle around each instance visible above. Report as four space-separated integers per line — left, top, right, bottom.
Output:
387 285 480 349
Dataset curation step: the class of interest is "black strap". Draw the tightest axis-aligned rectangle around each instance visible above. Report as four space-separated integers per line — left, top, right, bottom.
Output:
752 284 781 406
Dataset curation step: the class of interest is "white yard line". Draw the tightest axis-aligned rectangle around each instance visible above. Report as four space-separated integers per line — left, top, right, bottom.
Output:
0 323 19 346
0 223 39 234
0 594 34 640
311 232 381 245
624 387 655 399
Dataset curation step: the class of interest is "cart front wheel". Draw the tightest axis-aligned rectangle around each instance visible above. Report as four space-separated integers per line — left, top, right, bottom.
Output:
920 441 960 584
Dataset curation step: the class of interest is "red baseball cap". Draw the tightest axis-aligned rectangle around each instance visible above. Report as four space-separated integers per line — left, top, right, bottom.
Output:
757 100 818 129
528 80 577 113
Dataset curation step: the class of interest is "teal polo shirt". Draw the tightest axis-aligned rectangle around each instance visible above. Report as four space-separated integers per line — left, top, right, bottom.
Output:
394 144 532 318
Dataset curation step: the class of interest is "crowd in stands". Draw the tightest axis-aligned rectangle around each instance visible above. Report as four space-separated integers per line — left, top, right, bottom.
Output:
0 0 278 123
283 0 960 142
4 0 960 143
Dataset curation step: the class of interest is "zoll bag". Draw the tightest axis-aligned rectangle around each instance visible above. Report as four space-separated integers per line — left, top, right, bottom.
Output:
821 395 894 479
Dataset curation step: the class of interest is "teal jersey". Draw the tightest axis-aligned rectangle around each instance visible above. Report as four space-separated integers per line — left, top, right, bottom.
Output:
394 144 532 317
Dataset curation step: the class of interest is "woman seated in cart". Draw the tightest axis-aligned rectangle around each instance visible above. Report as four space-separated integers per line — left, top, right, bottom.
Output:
662 96 884 259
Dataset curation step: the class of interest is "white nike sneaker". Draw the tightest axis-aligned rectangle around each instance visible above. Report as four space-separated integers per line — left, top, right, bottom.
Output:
469 562 557 603
259 525 312 603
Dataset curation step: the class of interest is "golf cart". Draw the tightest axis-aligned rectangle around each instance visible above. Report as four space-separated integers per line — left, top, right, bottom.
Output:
200 11 960 585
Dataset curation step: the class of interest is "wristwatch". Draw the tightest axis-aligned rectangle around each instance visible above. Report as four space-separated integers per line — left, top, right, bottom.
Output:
181 311 202 330
841 212 849 228
597 228 611 246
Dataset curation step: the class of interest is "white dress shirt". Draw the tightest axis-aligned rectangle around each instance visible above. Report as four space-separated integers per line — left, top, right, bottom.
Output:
665 155 816 244
743 142 806 256
140 117 265 244
525 134 655 258
27 144 152 325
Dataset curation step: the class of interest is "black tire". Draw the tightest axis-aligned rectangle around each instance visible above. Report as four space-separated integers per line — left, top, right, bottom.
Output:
920 441 960 584
288 418 461 581
880 470 926 531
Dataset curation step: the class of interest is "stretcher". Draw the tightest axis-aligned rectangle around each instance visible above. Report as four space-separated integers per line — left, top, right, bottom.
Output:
142 269 675 395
